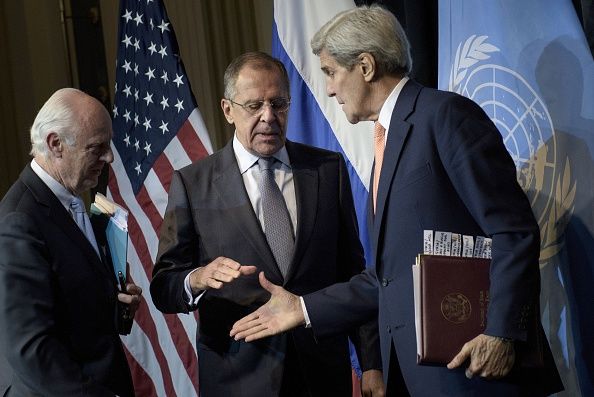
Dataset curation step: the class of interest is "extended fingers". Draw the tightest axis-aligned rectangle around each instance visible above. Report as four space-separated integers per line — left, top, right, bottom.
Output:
447 340 472 370
193 257 256 290
449 334 515 380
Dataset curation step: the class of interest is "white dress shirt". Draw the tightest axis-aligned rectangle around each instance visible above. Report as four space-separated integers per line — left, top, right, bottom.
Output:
184 135 297 304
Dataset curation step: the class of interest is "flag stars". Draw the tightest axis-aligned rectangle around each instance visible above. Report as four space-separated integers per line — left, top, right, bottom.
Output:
175 98 184 113
158 19 170 33
160 95 169 110
160 70 169 83
134 113 140 126
143 92 154 106
149 18 154 30
134 89 139 101
148 42 157 55
123 110 131 123
173 73 184 87
122 60 132 73
123 84 132 97
134 139 140 151
123 134 130 147
134 162 142 175
143 142 152 156
133 12 144 26
122 34 132 48
145 67 156 81
143 117 152 131
133 38 141 52
134 63 139 76
159 120 169 135
158 45 168 59
122 9 132 23
113 105 118 117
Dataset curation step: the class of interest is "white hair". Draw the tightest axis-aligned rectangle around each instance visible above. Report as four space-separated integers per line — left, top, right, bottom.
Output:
29 88 82 157
311 4 412 77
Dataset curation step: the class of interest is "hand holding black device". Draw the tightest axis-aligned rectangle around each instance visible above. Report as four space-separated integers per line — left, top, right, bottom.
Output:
117 270 133 335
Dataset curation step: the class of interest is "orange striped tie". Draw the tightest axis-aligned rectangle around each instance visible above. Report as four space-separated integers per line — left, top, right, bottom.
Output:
373 122 386 213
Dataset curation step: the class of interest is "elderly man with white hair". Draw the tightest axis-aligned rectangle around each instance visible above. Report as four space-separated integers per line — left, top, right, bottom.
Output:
0 88 141 397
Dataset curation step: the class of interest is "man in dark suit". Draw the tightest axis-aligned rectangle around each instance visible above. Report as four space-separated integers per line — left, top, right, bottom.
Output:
150 51 384 396
0 88 142 396
230 6 564 396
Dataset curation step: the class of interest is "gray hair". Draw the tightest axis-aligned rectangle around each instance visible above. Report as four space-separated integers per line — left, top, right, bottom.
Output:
223 51 290 100
30 88 81 157
311 5 412 77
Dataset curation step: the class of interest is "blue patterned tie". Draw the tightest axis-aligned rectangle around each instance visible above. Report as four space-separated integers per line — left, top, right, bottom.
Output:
70 197 100 257
258 157 294 278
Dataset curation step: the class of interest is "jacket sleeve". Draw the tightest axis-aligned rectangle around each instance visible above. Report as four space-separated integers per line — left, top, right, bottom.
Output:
435 94 541 341
150 170 199 314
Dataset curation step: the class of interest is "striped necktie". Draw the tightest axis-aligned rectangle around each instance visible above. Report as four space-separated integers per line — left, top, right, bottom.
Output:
373 122 386 213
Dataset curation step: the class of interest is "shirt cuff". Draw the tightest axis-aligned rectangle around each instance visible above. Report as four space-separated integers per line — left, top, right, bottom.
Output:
184 269 205 306
300 296 311 328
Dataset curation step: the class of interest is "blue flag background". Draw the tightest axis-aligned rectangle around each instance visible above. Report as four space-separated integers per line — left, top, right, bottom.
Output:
439 1 594 395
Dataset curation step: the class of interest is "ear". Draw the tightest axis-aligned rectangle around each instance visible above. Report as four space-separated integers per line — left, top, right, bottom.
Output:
358 52 376 82
221 99 234 124
46 132 63 158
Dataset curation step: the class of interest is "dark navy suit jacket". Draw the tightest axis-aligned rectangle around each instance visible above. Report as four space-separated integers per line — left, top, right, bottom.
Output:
0 164 134 396
304 80 563 396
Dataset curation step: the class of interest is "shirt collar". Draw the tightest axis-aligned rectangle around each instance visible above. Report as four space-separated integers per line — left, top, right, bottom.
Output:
30 159 78 210
232 134 291 174
377 76 409 131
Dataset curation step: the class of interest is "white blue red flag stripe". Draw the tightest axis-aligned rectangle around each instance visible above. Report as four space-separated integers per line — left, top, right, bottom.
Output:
109 0 212 395
272 0 373 267
272 0 373 385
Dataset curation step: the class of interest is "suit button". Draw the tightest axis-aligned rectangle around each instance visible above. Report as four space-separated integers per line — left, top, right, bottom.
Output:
386 325 391 334
381 278 389 287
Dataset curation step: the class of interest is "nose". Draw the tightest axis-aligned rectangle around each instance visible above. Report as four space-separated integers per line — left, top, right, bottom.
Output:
259 103 277 123
101 146 114 164
325 81 335 97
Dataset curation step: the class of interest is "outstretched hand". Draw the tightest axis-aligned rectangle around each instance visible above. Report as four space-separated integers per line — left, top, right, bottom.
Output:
447 333 515 380
190 256 257 293
230 272 305 341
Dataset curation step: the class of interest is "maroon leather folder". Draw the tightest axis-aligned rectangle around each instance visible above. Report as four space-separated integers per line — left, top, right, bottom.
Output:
414 254 490 365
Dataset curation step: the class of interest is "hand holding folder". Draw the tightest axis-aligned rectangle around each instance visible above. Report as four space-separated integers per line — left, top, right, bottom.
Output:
90 193 128 281
91 193 134 334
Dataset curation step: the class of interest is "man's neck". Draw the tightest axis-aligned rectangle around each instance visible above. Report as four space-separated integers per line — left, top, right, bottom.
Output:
34 156 76 196
369 75 403 121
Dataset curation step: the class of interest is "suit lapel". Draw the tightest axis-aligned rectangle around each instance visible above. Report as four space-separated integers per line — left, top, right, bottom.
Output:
284 142 318 282
212 143 283 280
372 80 422 268
21 165 115 281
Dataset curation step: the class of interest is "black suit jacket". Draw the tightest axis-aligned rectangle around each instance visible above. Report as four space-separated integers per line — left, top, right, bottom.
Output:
0 164 134 397
304 80 563 396
151 140 379 397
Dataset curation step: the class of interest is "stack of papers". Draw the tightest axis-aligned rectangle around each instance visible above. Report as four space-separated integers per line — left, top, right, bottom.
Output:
90 193 128 282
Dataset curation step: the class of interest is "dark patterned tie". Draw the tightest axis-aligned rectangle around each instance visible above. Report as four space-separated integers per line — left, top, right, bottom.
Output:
258 157 294 278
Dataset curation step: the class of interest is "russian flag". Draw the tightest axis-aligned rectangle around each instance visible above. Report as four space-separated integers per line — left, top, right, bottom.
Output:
272 0 374 383
272 0 373 266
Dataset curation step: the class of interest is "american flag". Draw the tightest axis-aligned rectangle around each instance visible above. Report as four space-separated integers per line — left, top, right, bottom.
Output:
108 0 212 395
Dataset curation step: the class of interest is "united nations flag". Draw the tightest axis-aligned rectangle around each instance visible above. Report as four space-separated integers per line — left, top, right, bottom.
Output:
438 1 594 396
